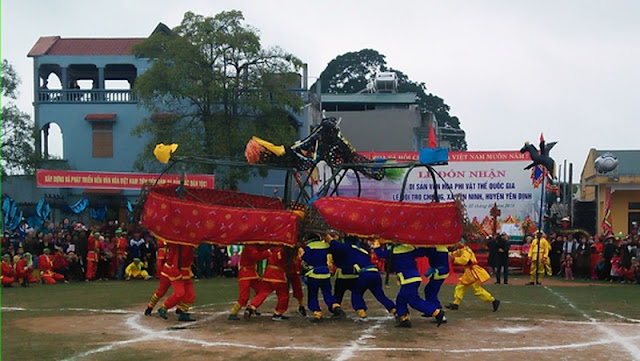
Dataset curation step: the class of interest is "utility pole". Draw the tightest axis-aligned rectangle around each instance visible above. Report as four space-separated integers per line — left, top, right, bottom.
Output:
569 162 573 227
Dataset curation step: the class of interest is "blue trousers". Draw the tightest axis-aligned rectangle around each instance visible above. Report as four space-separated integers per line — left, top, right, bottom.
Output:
396 282 439 317
307 277 338 312
352 271 395 312
334 277 356 304
424 278 445 308
197 255 212 278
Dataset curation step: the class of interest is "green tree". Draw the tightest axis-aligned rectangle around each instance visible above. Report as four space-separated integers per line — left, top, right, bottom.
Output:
311 49 467 150
1 59 41 176
132 10 304 188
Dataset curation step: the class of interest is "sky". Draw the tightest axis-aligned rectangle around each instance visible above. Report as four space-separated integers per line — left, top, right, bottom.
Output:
2 0 639 180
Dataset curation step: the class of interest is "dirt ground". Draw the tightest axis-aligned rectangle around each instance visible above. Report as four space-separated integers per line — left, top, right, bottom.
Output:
8 300 639 361
4 274 639 361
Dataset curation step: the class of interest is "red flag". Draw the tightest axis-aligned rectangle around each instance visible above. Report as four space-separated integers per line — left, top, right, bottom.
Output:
428 121 437 148
601 187 613 233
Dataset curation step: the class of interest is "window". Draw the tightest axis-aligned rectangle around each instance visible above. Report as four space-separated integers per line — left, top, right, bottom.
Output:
92 122 113 158
629 202 640 210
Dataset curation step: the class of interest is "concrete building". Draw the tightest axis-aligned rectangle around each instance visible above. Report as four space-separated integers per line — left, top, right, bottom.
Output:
320 92 425 152
3 25 314 224
319 72 461 152
580 148 640 235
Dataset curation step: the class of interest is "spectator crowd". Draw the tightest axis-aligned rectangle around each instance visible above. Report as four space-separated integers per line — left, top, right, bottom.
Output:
486 230 640 284
3 217 639 288
1 218 241 287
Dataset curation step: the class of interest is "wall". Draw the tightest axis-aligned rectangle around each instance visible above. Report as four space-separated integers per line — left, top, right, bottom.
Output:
606 188 640 235
324 109 421 152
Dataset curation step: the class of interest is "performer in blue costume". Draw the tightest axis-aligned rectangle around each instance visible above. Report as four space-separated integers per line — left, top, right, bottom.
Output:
421 246 450 322
329 235 358 306
302 234 346 322
331 235 396 322
375 243 445 328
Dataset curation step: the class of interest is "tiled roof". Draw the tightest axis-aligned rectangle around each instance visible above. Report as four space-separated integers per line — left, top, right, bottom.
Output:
595 150 640 175
28 37 145 57
27 36 60 57
85 113 117 121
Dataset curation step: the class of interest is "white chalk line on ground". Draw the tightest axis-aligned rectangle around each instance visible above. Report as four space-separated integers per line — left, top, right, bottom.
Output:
596 310 640 323
1 306 136 314
499 317 600 325
493 326 536 334
335 321 383 361
9 305 639 360
545 286 640 361
63 311 229 361
502 300 557 308
192 302 236 308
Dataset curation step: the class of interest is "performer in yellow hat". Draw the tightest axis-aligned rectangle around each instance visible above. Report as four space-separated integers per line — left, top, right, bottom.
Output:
445 240 500 312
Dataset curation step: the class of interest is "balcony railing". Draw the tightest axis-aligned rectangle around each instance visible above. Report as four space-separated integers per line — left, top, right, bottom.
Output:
37 89 137 104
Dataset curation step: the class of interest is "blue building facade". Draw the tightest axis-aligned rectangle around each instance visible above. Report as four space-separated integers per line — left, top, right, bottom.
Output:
12 26 315 224
28 36 151 172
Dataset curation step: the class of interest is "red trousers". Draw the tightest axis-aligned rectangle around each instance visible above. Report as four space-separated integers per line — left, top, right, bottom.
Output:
42 272 64 284
2 276 14 286
156 259 164 278
86 260 97 280
289 274 304 303
16 270 37 283
164 278 195 310
250 281 289 314
154 275 172 299
236 278 262 306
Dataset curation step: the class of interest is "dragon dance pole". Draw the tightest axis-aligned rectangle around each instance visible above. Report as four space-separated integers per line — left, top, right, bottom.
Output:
535 172 546 285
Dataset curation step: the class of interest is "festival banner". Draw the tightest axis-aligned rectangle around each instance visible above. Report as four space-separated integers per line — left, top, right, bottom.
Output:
36 169 215 190
313 151 542 238
312 196 463 245
142 188 299 246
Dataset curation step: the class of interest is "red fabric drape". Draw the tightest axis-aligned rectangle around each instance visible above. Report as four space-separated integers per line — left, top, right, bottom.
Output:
142 186 299 246
312 197 463 246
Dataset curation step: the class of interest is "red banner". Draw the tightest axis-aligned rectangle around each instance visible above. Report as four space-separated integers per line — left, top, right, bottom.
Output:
36 169 214 190
141 187 300 246
312 196 463 246
360 151 531 163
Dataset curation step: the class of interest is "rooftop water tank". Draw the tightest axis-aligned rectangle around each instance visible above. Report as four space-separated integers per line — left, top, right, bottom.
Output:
374 72 398 93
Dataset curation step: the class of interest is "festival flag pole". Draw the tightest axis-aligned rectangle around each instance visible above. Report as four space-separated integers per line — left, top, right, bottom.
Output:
601 187 613 234
535 167 546 285
521 132 556 286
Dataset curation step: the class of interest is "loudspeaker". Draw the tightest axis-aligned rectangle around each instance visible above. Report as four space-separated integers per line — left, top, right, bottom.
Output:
572 200 597 235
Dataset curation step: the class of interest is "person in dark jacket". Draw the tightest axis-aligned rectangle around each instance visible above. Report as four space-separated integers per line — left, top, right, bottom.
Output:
495 233 511 284
550 234 564 276
602 234 617 280
574 235 591 279
486 236 498 275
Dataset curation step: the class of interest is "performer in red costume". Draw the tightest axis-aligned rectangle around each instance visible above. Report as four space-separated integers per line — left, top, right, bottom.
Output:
114 229 128 280
1 254 16 287
228 244 269 320
145 242 173 316
155 238 168 278
288 245 307 316
244 246 291 321
38 248 66 284
85 231 101 281
15 252 37 286
157 242 197 322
